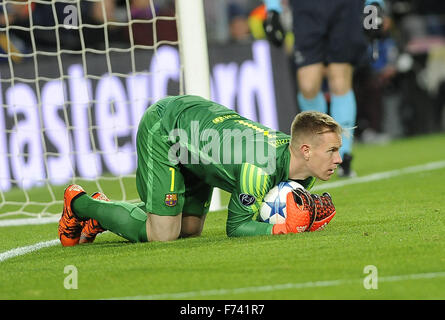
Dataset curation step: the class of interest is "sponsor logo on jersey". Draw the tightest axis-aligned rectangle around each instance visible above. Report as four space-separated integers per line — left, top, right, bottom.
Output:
165 194 178 207
239 193 256 206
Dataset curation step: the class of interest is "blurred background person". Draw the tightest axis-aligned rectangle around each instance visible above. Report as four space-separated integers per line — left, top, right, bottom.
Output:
0 0 30 63
354 12 399 143
227 2 252 43
126 0 177 46
262 0 386 177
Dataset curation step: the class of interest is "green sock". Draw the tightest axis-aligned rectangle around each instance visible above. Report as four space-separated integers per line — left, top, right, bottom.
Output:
72 194 148 243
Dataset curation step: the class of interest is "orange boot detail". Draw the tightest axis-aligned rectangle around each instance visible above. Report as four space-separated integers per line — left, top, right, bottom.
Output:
78 192 109 244
58 184 86 246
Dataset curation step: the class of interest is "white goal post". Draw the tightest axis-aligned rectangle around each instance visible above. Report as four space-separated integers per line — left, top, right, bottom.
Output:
175 0 222 212
0 0 222 219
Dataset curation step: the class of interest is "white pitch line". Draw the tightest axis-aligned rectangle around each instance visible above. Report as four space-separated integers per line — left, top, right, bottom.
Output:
312 160 445 191
0 239 59 263
110 271 445 300
0 216 60 227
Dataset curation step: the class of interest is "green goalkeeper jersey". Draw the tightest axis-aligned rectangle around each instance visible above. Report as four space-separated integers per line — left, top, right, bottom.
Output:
136 95 315 237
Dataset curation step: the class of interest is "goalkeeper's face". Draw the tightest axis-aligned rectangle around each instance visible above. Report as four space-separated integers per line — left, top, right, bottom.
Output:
307 131 342 181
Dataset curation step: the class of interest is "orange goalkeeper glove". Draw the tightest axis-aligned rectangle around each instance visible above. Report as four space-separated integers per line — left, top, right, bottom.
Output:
308 192 336 232
272 188 316 235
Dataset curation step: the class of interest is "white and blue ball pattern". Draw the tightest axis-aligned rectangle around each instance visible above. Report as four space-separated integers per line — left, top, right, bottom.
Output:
259 180 305 224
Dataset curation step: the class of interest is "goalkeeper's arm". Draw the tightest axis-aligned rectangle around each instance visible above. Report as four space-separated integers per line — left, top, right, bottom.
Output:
225 193 273 237
225 189 336 237
225 189 314 237
226 215 274 237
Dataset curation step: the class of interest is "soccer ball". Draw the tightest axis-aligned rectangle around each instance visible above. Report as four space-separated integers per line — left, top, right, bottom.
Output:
259 181 305 224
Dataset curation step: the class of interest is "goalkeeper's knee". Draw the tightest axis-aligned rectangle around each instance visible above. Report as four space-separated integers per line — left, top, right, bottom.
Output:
99 202 148 243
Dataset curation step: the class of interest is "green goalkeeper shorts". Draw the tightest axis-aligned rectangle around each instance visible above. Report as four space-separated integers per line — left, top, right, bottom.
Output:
135 97 213 216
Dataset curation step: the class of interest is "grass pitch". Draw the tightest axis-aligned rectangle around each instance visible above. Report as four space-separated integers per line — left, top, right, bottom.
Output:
0 134 444 300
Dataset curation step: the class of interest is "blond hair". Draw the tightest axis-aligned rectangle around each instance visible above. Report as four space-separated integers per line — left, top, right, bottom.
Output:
290 111 343 147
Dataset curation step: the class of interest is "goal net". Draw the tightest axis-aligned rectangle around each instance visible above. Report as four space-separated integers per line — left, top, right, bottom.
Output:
0 0 217 220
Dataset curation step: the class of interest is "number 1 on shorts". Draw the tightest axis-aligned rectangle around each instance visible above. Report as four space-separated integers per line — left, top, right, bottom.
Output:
169 167 175 192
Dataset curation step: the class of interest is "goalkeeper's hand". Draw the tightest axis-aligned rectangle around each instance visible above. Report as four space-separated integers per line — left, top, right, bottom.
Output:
308 192 337 232
272 188 315 235
272 190 337 235
263 10 285 47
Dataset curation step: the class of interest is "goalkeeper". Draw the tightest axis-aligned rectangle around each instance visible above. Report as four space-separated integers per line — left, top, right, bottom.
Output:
58 95 342 246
